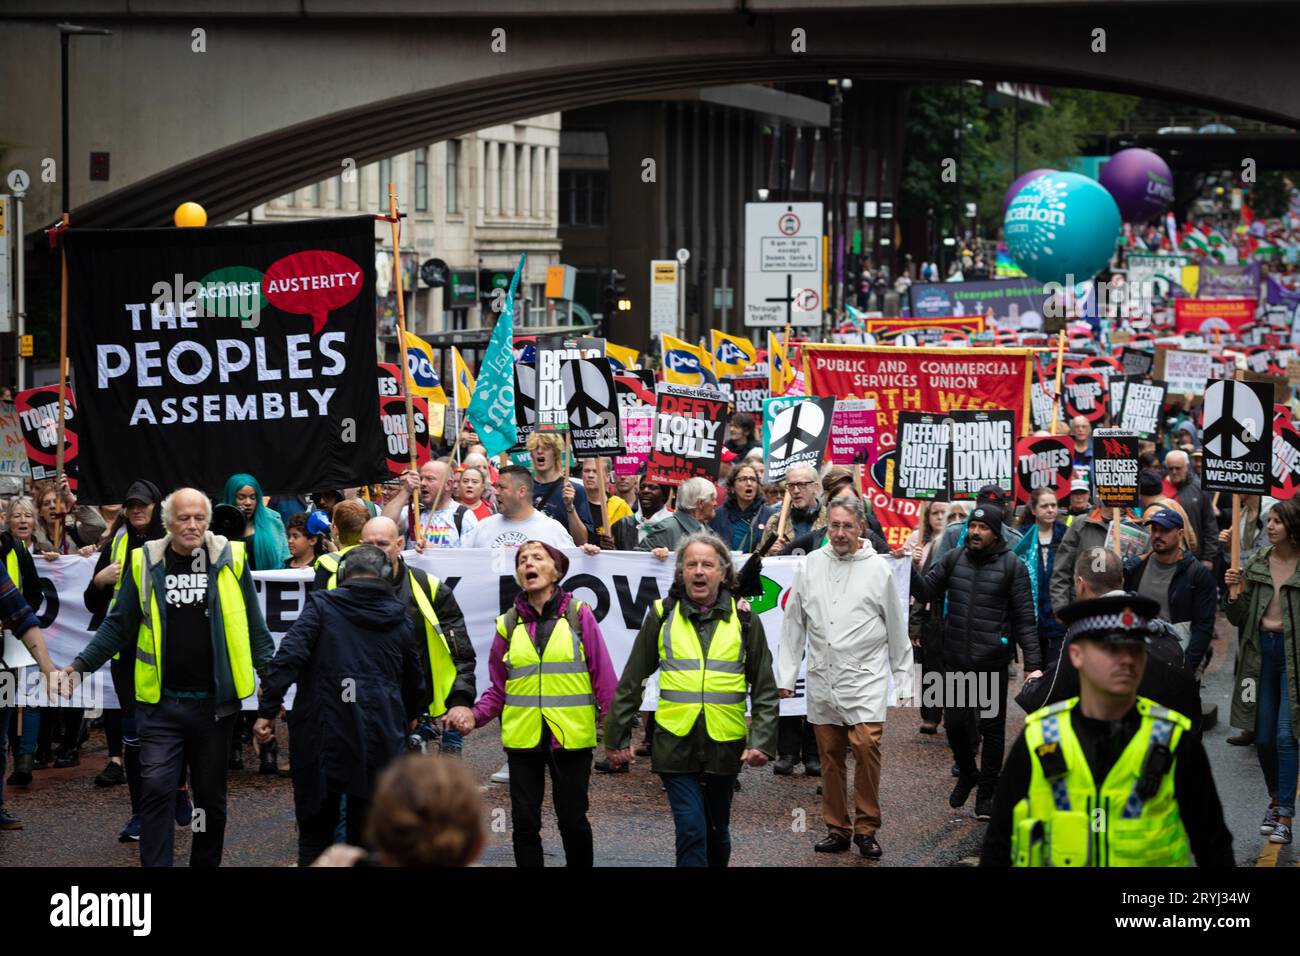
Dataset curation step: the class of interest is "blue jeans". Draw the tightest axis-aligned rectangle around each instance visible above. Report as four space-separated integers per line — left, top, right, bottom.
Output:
1256 632 1299 818
6 703 38 757
0 702 10 809
660 772 735 867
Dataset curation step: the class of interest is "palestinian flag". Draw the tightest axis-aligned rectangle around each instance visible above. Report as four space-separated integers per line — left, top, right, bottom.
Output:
1180 227 1208 255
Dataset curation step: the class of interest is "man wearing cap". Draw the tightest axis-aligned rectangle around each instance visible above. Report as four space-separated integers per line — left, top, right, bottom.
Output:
1163 450 1219 568
1065 479 1093 522
930 484 1022 565
911 504 1041 820
756 462 825 555
1125 508 1218 674
980 593 1233 867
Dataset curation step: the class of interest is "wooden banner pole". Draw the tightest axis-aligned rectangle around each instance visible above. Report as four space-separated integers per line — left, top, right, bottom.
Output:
54 212 70 552
388 183 421 536
1049 329 1066 435
1230 493 1243 600
1112 507 1123 558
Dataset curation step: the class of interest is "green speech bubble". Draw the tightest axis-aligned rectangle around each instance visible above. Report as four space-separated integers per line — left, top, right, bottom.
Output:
195 266 267 321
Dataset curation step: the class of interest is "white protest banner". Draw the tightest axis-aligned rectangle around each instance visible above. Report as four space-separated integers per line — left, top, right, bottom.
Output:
0 402 30 478
1158 349 1213 396
12 551 911 718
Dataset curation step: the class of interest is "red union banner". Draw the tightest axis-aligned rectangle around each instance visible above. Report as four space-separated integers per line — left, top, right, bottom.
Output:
802 345 1032 545
1174 298 1257 335
862 316 985 343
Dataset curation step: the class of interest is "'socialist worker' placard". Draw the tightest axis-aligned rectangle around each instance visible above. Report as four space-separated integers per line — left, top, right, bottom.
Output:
949 409 1015 500
1092 428 1141 508
1200 379 1273 495
894 412 950 500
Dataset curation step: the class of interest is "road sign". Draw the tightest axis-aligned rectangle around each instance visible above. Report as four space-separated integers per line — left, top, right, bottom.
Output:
745 202 823 328
650 260 678 338
19 335 32 358
5 170 29 196
420 258 449 288
676 248 690 264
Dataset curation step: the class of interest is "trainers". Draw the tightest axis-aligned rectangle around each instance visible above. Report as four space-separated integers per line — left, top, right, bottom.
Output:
94 761 127 787
772 755 797 776
1261 805 1281 834
53 749 80 769
802 757 822 777
175 789 193 827
593 757 628 774
118 815 141 842
949 774 978 808
0 808 22 830
634 742 652 758
490 763 510 784
974 783 996 821
1270 822 1293 845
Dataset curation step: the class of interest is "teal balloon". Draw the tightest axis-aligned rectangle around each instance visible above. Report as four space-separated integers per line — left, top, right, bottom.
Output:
1003 172 1121 285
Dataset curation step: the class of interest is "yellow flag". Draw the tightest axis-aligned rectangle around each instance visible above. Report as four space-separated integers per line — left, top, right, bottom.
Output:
769 330 796 396
451 346 476 410
401 331 448 404
711 329 758 377
604 341 640 373
660 333 719 387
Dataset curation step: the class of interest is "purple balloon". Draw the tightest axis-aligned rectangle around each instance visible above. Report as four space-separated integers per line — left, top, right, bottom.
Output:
1002 168 1055 213
1099 148 1174 223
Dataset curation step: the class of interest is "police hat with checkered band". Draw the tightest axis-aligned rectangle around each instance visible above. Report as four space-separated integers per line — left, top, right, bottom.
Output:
1056 593 1160 646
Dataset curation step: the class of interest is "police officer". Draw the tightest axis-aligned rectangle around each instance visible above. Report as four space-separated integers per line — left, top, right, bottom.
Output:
980 594 1233 867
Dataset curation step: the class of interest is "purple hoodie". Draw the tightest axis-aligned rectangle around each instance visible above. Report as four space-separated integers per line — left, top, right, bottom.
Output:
472 588 618 750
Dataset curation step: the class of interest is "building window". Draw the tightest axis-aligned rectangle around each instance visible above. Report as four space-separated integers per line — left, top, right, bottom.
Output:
378 158 392 210
415 148 429 212
559 170 607 227
446 140 461 214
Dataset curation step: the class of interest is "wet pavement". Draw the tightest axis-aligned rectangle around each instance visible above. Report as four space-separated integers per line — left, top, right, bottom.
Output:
2 611 1295 868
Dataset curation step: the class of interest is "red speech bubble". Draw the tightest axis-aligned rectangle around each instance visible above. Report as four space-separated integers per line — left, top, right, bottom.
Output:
262 250 364 333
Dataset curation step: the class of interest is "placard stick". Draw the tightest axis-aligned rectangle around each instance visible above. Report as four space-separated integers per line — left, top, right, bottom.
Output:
1049 329 1066 435
593 455 609 539
1112 507 1122 557
388 183 420 536
776 489 793 542
55 212 70 551
1230 493 1243 599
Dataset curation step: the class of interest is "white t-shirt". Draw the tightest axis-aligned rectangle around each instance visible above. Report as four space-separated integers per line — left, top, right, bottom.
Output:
397 501 478 549
461 509 575 550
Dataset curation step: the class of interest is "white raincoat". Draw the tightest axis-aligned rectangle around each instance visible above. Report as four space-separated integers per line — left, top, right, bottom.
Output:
777 539 914 725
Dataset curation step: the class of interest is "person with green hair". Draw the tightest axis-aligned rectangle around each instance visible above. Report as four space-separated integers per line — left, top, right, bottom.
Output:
222 473 291 572
221 473 289 773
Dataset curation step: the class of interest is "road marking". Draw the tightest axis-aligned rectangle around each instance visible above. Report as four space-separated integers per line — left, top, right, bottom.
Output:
1256 840 1281 867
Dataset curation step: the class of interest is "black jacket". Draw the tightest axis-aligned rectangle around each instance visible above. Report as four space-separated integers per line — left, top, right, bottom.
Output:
83 518 164 629
1172 477 1220 562
258 577 426 818
710 497 777 554
0 533 42 616
1125 552 1218 672
911 539 1041 673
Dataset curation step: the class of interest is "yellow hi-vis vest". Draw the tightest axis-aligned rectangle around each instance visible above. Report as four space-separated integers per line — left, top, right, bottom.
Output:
499 601 596 750
314 544 357 589
1012 696 1192 867
132 542 254 705
653 598 747 742
108 528 130 660
323 562 457 718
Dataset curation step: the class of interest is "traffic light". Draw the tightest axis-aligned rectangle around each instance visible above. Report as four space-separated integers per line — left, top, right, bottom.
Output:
602 269 627 317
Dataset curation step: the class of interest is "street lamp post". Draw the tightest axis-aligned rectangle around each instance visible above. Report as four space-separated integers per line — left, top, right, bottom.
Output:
58 23 113 215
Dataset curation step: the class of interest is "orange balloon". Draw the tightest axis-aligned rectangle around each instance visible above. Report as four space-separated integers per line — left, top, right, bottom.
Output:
173 202 208 227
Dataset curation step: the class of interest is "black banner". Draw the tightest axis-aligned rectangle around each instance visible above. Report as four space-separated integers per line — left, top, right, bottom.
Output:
894 412 950 501
1118 380 1168 440
1092 429 1140 508
563 357 624 457
1201 379 1272 495
949 409 1015 501
1119 346 1155 379
65 217 385 501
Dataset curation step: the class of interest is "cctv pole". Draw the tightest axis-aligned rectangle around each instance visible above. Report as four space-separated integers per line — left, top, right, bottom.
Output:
14 192 24 391
388 184 421 537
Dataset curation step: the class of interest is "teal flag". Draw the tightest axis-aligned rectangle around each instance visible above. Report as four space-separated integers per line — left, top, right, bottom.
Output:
466 253 526 457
